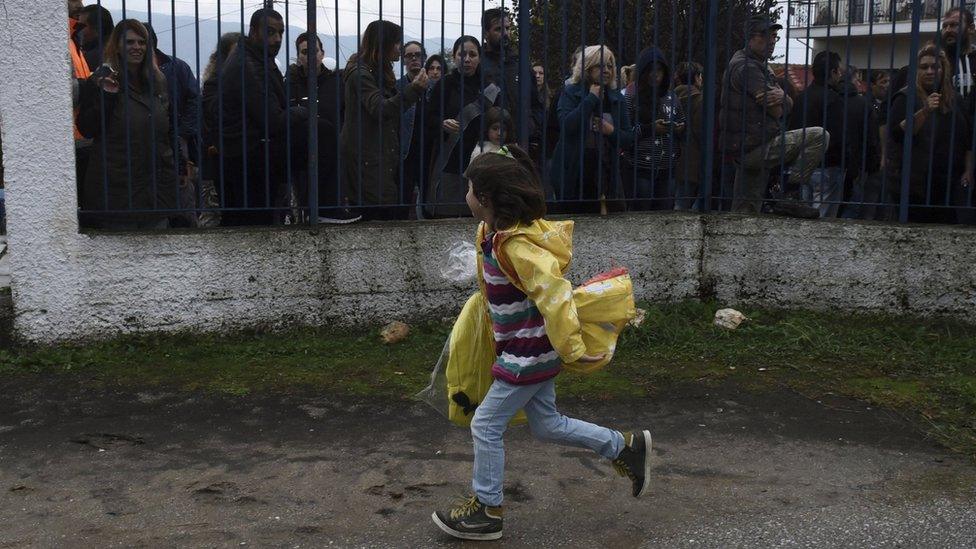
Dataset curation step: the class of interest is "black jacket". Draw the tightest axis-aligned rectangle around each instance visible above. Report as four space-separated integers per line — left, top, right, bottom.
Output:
218 39 291 158
790 80 878 175
425 69 494 175
887 86 972 202
480 45 539 139
285 63 343 131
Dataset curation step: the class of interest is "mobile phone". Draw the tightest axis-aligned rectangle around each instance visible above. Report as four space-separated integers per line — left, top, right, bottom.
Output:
92 64 116 80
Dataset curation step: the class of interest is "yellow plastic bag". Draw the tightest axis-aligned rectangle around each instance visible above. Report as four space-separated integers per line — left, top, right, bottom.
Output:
565 268 637 374
416 292 528 427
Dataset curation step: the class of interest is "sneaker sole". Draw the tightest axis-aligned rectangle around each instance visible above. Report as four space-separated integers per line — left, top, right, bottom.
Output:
317 216 363 225
431 512 502 541
637 429 653 498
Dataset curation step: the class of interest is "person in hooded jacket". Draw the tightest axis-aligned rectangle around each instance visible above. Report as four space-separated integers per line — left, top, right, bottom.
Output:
622 46 685 211
549 45 635 214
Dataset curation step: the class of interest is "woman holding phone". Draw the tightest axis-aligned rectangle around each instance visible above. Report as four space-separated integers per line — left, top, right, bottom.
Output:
622 45 685 211
78 19 178 229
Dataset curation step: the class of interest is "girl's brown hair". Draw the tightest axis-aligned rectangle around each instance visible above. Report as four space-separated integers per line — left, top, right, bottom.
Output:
104 19 166 94
358 20 402 89
916 42 955 114
483 107 515 143
464 145 546 230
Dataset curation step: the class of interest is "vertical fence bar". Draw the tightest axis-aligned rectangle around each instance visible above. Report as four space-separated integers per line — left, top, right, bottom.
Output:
195 0 204 221
517 0 531 149
923 3 944 208
283 0 292 222
334 0 342 215
170 0 182 219
97 0 110 213
308 0 319 224
262 6 271 218
416 0 425 218
121 0 134 212
899 0 924 223
147 0 160 213
239 0 248 214
217 0 226 211
700 0 719 213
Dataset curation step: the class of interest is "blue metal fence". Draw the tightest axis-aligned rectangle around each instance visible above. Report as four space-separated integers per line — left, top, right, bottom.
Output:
70 0 976 229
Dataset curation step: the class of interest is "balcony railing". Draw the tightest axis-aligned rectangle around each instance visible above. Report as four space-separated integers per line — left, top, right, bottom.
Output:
789 0 970 28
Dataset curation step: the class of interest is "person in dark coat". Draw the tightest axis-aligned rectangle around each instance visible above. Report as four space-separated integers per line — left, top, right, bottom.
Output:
77 19 178 230
480 8 540 140
426 36 496 180
548 45 635 213
623 45 685 211
218 8 303 226
887 43 974 223
285 31 347 221
790 50 877 218
673 61 705 210
77 4 113 70
341 20 427 220
199 31 242 212
144 24 199 165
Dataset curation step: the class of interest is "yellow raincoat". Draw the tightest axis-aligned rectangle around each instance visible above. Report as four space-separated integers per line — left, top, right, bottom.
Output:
432 219 636 427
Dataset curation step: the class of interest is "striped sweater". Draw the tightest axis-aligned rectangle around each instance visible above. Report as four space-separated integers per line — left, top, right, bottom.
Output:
481 234 563 385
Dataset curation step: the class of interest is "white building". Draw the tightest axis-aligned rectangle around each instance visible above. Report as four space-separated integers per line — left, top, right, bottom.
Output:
787 0 955 70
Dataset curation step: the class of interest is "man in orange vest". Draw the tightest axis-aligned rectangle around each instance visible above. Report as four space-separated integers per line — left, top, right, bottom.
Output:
69 0 93 194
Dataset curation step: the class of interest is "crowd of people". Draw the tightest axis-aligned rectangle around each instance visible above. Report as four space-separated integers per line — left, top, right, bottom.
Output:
65 1 976 229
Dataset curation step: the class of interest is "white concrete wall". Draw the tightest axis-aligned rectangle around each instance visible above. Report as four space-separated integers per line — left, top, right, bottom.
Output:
0 4 973 344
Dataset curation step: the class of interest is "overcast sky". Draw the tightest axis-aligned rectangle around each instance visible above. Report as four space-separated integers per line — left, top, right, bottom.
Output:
97 0 503 40
96 0 810 62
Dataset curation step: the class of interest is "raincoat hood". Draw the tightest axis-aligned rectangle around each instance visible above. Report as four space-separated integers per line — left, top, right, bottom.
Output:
633 46 671 97
477 218 574 277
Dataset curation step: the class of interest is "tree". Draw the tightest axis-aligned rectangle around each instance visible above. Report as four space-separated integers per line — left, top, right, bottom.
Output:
513 0 781 87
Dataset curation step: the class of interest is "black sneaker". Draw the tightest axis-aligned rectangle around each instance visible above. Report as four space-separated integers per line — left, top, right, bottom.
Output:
612 430 653 497
431 496 503 541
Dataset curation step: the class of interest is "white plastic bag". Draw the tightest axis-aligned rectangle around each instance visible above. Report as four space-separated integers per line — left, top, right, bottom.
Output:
440 241 477 284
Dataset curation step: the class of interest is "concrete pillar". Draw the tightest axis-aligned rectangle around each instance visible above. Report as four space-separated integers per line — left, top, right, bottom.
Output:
0 3 84 342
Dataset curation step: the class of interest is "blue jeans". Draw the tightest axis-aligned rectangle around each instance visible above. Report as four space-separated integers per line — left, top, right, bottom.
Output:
804 167 846 218
471 378 624 507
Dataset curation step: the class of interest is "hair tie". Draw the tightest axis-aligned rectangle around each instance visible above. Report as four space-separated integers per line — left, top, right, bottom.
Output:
494 145 516 160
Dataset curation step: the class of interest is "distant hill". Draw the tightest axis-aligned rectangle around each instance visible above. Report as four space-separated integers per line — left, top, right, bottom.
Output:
114 11 456 77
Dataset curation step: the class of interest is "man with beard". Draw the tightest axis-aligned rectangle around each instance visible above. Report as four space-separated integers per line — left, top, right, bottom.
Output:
941 7 976 119
219 8 302 225
480 8 539 141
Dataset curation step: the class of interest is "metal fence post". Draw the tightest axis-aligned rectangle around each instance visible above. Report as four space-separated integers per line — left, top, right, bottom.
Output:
518 0 531 149
308 0 319 224
898 0 923 224
699 0 719 214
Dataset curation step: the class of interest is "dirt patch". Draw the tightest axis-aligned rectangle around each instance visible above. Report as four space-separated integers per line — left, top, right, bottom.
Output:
0 376 973 547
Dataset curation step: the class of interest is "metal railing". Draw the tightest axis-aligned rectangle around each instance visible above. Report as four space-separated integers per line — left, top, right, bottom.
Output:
69 0 976 230
790 0 976 26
